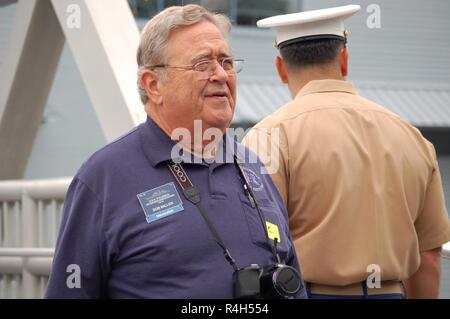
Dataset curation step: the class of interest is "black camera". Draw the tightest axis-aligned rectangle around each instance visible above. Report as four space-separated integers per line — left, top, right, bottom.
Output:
233 263 302 299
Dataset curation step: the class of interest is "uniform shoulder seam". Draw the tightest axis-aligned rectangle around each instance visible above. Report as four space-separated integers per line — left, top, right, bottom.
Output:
72 176 104 206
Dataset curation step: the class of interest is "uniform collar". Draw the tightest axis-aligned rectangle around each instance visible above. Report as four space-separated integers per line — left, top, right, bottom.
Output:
139 116 241 167
296 79 357 98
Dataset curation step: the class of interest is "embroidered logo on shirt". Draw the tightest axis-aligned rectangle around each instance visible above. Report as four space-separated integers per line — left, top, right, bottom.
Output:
137 182 184 224
242 167 264 192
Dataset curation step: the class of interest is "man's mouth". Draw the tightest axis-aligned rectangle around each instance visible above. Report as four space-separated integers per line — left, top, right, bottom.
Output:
206 91 228 98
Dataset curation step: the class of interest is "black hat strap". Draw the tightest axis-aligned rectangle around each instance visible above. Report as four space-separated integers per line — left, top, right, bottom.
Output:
278 34 346 49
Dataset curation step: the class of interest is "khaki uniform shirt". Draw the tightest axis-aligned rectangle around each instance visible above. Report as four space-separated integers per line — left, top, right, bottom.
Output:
242 79 450 286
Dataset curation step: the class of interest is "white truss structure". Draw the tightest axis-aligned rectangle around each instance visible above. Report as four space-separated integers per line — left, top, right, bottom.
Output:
0 0 145 179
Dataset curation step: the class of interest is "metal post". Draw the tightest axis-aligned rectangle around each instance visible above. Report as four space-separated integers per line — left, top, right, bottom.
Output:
157 0 164 13
0 0 65 179
1 202 8 247
230 0 237 24
50 200 59 247
4 274 11 298
21 192 38 298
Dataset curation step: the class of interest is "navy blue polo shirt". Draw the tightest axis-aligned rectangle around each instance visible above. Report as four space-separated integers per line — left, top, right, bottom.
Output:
45 117 307 299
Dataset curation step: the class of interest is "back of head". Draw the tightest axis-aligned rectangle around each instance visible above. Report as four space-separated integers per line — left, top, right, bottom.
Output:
257 5 360 75
280 38 344 70
136 4 232 105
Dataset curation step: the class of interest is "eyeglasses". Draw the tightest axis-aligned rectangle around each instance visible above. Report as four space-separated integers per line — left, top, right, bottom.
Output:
149 57 244 79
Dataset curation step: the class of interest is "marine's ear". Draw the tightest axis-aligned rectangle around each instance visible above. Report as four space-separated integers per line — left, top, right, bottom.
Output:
275 55 289 84
338 47 349 77
140 68 163 106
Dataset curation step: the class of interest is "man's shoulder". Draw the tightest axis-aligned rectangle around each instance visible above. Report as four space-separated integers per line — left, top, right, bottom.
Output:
235 140 268 170
250 91 414 129
76 124 144 181
250 100 298 130
248 95 336 130
354 95 432 139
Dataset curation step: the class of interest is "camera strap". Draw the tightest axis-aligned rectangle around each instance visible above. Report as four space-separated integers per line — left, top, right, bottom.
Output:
167 161 239 271
167 157 281 269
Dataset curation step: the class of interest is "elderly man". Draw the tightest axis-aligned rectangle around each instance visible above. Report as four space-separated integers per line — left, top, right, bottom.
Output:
45 5 306 299
243 5 450 299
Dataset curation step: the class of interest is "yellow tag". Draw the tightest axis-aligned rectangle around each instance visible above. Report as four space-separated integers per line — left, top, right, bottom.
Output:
265 221 281 243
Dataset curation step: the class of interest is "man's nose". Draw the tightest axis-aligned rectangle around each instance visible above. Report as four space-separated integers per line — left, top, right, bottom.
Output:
210 61 229 83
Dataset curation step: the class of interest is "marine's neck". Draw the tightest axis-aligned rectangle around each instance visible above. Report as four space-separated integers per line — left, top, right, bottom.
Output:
287 66 345 98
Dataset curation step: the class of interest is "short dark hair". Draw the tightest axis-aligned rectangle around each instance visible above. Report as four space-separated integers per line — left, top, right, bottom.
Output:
280 38 344 68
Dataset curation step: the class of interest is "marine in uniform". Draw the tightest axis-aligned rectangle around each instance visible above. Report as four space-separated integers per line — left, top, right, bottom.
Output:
243 5 450 298
45 5 307 299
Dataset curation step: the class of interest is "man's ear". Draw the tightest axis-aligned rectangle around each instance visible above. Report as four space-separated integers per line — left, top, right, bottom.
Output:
140 69 163 106
338 47 349 77
275 56 289 84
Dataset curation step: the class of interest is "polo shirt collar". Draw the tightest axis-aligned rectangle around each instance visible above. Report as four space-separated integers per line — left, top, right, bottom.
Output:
296 79 358 98
139 116 240 167
139 117 176 167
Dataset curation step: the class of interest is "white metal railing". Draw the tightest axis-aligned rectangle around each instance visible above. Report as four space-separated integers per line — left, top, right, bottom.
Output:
0 178 71 298
443 242 450 260
0 177 449 298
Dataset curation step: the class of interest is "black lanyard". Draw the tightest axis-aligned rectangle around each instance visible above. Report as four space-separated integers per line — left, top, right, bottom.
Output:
167 161 238 271
167 158 281 271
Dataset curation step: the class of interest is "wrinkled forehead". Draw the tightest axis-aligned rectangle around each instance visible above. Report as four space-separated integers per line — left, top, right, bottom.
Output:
169 21 228 43
167 21 232 58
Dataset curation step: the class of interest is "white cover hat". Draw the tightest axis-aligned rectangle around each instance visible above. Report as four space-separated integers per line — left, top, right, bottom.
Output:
257 5 361 48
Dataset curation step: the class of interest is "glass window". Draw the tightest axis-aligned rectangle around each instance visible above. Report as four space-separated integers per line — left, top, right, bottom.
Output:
237 0 300 26
128 0 301 25
128 0 159 18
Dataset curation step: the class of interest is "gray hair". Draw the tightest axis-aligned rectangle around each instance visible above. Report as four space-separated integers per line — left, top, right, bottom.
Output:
137 4 232 105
